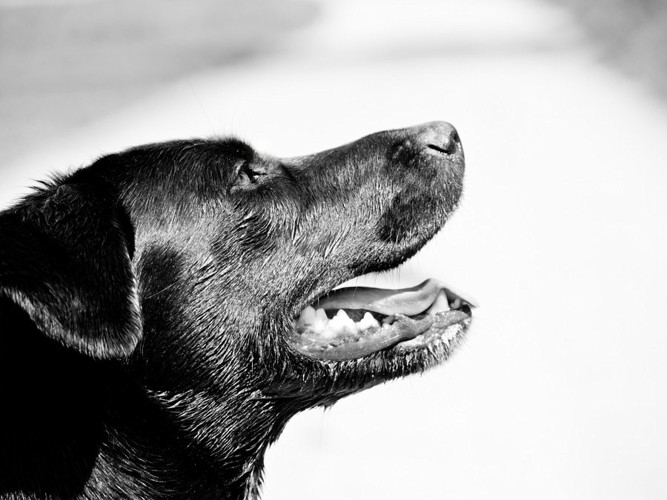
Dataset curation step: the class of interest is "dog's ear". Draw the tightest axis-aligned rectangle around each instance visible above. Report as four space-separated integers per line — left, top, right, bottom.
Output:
0 179 141 359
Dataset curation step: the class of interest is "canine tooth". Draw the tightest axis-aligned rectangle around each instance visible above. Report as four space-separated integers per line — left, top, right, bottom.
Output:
427 290 450 313
335 309 357 332
357 312 380 331
314 308 329 331
297 306 316 328
451 298 461 310
323 310 358 338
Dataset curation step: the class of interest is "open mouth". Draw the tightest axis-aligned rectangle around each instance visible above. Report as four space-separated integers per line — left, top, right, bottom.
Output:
288 278 476 361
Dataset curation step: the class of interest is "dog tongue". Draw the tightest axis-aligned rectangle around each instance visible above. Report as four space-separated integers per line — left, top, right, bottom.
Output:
316 278 445 315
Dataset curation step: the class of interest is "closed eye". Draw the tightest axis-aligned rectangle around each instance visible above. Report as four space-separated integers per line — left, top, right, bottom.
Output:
234 162 266 187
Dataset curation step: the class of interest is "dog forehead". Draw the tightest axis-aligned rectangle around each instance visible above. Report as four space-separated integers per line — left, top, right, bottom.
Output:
93 142 239 218
111 135 399 264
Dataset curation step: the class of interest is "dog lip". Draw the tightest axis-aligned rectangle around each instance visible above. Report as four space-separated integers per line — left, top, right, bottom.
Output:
287 278 476 362
288 309 470 362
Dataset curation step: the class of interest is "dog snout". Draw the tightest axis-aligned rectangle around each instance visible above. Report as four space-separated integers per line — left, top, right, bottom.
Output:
406 121 462 156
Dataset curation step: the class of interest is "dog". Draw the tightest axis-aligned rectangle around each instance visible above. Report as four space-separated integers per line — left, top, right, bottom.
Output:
0 121 474 499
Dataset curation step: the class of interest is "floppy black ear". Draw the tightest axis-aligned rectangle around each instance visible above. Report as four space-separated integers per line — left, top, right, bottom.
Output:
0 179 141 359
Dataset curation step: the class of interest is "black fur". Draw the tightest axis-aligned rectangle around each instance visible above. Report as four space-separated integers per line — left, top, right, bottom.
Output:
0 122 465 499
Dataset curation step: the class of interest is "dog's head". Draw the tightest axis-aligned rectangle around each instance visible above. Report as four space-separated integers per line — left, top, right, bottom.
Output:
0 121 473 491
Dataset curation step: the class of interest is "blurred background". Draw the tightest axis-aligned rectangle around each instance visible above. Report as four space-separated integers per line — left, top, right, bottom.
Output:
2 0 667 498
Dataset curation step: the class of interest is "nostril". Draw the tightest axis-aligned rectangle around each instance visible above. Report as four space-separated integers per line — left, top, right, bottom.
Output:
427 143 450 154
401 121 462 157
426 131 458 155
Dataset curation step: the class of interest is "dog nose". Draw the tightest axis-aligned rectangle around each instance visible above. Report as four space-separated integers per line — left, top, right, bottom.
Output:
408 121 461 155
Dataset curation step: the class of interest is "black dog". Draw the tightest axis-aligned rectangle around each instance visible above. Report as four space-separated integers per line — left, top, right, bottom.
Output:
0 122 474 499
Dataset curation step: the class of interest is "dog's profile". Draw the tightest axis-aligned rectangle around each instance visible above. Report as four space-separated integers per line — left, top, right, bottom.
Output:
0 122 474 500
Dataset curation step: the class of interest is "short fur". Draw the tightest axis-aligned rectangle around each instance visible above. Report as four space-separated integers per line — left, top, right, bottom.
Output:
0 123 465 499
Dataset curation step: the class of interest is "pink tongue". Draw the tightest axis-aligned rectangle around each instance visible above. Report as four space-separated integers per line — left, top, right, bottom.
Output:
316 278 443 316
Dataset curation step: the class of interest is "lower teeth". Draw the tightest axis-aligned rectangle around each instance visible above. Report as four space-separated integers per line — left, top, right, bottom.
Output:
294 297 463 344
295 307 381 340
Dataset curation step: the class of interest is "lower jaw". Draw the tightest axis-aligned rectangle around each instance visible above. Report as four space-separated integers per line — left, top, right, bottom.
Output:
395 317 467 351
288 312 470 362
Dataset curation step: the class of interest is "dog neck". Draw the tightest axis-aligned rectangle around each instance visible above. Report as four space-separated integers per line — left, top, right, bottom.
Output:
88 379 284 500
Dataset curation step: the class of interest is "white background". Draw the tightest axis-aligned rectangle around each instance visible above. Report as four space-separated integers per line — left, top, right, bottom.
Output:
2 0 667 498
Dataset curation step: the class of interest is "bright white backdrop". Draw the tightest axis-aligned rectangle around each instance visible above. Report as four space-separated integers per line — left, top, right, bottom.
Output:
2 0 667 498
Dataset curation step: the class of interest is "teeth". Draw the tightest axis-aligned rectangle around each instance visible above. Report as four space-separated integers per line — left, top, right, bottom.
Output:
451 298 461 310
382 314 396 325
323 309 357 339
358 312 380 331
427 290 450 313
296 307 385 339
335 309 355 325
314 308 328 330
298 306 316 327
